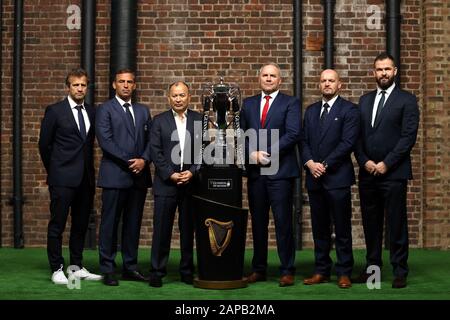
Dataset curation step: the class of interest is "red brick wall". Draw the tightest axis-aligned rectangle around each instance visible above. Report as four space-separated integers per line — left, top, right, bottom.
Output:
422 0 450 249
1 0 448 250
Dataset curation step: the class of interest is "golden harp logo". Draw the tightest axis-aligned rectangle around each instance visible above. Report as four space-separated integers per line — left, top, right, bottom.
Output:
204 218 234 256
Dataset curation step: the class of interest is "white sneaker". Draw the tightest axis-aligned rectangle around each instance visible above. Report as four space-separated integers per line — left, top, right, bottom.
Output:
69 267 103 281
51 266 69 285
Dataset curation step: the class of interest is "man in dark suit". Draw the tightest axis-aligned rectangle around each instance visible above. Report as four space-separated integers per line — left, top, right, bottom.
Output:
354 53 420 289
301 69 360 289
240 62 301 287
148 81 202 288
39 68 102 285
96 69 152 286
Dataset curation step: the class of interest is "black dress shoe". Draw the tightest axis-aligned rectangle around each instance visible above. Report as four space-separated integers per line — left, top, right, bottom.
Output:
180 274 194 285
103 273 119 286
149 275 163 288
392 277 407 289
122 270 148 282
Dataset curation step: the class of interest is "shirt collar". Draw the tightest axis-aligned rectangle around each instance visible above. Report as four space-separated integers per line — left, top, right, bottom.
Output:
322 94 339 108
261 90 279 101
172 109 188 119
115 95 132 107
68 96 84 109
377 82 396 96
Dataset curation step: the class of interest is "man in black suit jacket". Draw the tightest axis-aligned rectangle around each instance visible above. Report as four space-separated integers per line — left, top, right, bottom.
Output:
149 81 202 287
240 63 301 287
354 53 420 288
39 68 101 285
302 69 360 289
96 69 152 286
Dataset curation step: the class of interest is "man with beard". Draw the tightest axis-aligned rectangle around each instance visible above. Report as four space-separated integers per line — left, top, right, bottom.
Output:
301 69 360 288
354 53 419 288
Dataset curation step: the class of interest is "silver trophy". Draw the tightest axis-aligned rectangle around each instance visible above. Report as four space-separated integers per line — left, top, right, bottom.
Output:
201 77 244 168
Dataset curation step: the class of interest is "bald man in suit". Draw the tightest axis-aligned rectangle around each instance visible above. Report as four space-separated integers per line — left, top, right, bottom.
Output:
302 69 359 289
240 63 301 287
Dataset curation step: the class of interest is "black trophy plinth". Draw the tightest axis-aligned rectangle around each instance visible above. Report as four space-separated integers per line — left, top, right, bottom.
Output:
193 165 248 289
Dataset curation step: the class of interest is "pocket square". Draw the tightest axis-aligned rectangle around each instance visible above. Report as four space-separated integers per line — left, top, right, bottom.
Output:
334 118 339 121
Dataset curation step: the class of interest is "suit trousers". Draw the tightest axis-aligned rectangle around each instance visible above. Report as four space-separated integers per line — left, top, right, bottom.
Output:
98 186 147 274
248 176 296 276
47 173 93 272
150 189 194 278
308 187 354 277
359 179 409 278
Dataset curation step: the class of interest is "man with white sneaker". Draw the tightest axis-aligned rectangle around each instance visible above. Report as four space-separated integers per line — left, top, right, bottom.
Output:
39 68 102 285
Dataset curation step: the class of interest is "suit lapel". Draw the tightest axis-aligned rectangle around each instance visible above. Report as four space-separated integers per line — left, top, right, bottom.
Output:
112 98 135 138
263 93 282 128
307 102 322 145
184 110 196 164
252 95 263 129
85 104 95 137
365 91 377 131
373 86 399 129
131 103 140 137
62 98 84 140
185 110 194 150
164 109 178 143
164 110 182 168
319 97 340 142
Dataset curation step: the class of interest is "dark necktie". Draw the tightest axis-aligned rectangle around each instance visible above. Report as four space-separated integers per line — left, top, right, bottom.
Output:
75 105 86 140
261 95 271 128
123 103 135 135
374 90 386 126
320 103 330 124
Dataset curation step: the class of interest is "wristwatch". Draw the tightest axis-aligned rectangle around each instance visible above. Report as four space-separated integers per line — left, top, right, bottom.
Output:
322 161 328 169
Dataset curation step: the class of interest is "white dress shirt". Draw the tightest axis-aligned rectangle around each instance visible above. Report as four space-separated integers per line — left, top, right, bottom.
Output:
371 82 396 127
115 96 136 125
68 95 90 134
260 90 280 120
173 109 188 170
320 94 339 118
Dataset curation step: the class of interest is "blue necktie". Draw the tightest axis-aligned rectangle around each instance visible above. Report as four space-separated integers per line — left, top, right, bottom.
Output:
123 103 135 138
75 105 86 140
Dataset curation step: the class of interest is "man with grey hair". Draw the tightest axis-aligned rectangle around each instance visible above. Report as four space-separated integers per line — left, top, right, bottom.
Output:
240 62 301 287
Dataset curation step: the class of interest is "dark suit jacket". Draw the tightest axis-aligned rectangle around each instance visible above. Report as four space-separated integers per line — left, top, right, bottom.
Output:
240 92 301 180
354 86 420 181
38 98 95 187
150 109 203 196
301 96 360 191
96 98 152 189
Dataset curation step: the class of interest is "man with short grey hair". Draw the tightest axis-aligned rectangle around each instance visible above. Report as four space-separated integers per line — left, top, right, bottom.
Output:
240 63 301 287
